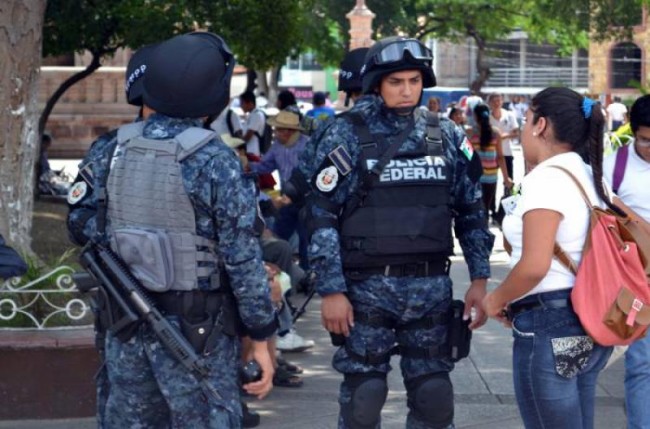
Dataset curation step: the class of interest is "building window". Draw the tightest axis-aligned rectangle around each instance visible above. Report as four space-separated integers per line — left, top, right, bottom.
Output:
611 43 642 88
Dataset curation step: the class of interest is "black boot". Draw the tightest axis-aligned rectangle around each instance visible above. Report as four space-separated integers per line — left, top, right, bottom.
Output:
241 401 260 428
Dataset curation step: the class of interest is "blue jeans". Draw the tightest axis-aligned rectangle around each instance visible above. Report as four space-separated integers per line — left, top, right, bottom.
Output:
625 333 650 428
271 204 309 270
511 290 613 429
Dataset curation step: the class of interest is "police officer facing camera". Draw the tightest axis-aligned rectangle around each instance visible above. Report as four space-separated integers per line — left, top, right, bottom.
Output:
294 36 494 428
67 33 276 428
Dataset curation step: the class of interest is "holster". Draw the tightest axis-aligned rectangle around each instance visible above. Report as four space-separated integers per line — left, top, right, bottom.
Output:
152 289 242 354
447 300 472 362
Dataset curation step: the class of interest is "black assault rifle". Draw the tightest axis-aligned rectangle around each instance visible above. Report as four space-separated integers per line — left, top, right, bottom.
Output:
76 242 223 401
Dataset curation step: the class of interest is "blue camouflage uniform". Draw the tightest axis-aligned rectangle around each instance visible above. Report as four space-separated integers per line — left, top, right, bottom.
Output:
300 95 494 428
67 113 276 428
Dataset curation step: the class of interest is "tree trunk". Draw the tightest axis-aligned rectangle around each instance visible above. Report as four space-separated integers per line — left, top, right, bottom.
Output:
255 69 269 98
38 53 101 137
267 66 281 106
0 1 47 251
470 45 491 94
245 69 257 93
467 29 490 94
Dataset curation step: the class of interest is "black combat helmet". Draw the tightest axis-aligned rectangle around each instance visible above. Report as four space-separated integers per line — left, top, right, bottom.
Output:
142 32 235 118
361 36 436 94
338 47 369 93
125 43 158 107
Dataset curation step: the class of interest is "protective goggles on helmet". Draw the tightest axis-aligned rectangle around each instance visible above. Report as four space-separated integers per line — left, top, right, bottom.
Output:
371 40 433 66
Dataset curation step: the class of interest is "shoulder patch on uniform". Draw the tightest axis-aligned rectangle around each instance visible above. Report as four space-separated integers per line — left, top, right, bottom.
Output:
78 162 94 189
327 145 352 176
315 166 339 192
67 181 88 205
459 136 474 160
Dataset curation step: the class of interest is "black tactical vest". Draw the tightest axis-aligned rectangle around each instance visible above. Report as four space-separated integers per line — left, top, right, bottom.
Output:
339 112 454 269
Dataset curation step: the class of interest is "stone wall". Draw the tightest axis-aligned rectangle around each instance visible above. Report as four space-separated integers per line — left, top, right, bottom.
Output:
40 66 138 158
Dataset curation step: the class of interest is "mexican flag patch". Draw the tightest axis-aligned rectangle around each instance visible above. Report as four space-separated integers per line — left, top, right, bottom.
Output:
459 136 474 160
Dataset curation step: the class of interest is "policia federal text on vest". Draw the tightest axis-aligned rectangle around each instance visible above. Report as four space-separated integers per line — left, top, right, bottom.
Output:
309 112 471 362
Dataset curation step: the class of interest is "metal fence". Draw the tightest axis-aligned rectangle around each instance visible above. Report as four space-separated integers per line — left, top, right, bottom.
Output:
486 67 589 88
0 266 92 330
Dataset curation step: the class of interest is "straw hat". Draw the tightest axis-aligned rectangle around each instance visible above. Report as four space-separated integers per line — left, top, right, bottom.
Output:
267 110 304 131
220 133 245 149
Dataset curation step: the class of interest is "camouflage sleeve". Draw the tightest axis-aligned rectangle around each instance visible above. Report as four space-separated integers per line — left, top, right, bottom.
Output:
208 150 276 340
66 130 118 246
445 122 495 280
301 118 359 296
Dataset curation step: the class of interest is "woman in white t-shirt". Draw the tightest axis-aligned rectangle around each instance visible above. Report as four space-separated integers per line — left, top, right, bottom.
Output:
483 87 614 429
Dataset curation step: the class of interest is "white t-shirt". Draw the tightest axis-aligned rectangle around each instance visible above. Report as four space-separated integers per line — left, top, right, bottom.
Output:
244 109 266 156
490 108 519 156
209 108 243 137
606 102 628 122
603 143 650 222
502 152 605 300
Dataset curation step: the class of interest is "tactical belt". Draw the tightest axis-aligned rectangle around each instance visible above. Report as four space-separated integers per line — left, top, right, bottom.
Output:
150 290 226 319
344 259 450 279
354 309 448 331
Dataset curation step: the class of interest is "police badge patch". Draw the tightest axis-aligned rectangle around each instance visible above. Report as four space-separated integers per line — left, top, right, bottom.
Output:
316 166 338 193
67 181 88 205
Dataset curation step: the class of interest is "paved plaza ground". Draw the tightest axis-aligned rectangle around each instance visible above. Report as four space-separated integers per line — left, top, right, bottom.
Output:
0 223 628 429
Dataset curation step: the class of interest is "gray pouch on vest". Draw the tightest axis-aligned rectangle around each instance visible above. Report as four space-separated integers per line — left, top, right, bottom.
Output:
112 228 175 292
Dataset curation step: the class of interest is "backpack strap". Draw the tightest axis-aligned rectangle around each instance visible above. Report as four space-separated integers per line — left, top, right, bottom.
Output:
547 165 594 275
612 144 629 194
226 109 235 137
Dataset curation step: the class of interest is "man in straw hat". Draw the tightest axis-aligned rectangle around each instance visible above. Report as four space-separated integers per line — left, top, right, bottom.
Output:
244 110 310 269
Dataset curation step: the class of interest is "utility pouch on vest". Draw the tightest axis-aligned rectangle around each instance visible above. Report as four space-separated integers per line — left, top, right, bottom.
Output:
112 228 174 292
447 300 471 362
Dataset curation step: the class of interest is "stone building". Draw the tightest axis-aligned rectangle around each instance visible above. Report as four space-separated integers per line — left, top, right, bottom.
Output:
589 8 647 101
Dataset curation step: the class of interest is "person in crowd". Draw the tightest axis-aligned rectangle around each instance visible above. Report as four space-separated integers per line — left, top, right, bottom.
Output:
483 87 614 429
67 33 276 428
488 92 518 180
292 36 493 429
606 96 628 132
37 134 70 196
306 91 336 121
448 107 466 131
276 89 318 136
603 94 650 429
427 96 441 115
209 102 243 138
240 90 266 156
469 104 511 220
244 111 309 271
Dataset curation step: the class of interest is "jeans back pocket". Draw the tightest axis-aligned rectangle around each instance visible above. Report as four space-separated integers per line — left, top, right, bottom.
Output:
550 336 594 378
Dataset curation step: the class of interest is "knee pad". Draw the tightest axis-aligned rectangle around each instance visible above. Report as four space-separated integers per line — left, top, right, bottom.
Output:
406 372 454 429
341 373 388 429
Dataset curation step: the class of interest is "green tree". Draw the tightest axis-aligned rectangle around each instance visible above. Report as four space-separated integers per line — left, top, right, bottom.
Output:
40 0 202 136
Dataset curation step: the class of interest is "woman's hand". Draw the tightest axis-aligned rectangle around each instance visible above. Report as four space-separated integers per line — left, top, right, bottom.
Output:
483 291 511 327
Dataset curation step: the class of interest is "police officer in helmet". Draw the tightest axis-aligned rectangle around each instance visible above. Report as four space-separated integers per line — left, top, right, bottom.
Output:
67 32 276 428
295 36 494 428
338 47 369 107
